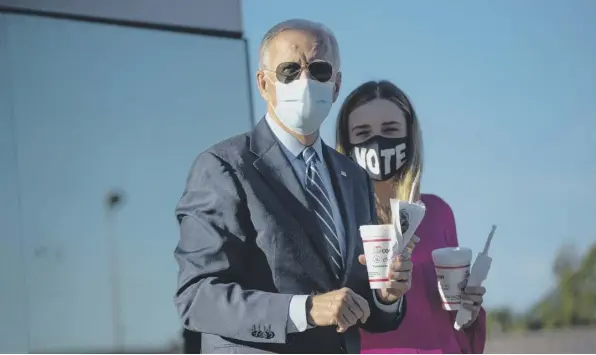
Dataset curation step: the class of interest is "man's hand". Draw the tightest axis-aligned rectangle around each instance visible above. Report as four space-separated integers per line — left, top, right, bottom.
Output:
359 235 420 304
307 287 371 333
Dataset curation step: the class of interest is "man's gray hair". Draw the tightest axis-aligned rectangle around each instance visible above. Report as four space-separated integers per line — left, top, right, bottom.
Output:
258 19 341 71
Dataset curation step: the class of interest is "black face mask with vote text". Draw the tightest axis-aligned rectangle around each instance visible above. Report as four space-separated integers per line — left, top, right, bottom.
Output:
350 136 408 181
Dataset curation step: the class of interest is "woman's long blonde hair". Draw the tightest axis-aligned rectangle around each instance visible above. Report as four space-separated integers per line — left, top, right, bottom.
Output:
335 80 424 223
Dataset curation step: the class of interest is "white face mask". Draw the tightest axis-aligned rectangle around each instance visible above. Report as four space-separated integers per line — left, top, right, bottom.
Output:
272 78 334 135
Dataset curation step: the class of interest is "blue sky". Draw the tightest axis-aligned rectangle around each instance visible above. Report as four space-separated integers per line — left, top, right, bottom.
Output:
243 0 596 311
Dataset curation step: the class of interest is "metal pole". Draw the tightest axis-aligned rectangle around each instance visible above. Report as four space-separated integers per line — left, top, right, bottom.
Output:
105 191 125 351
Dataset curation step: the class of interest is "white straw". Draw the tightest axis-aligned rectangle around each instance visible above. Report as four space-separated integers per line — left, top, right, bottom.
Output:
408 169 421 203
482 225 497 255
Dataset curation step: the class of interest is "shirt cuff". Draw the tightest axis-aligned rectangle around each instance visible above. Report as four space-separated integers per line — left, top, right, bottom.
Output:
286 295 311 333
372 290 403 313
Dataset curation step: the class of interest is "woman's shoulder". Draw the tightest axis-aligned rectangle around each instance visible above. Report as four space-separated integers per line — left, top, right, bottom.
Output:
418 193 458 246
420 193 455 222
420 193 451 209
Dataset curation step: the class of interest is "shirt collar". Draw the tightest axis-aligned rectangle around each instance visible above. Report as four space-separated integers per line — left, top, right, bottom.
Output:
265 113 324 161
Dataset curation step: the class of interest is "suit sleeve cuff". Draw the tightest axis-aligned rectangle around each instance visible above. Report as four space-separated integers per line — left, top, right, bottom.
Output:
372 291 403 313
286 295 311 333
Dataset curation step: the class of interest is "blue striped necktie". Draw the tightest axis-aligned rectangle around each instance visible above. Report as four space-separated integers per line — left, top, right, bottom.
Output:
302 146 342 279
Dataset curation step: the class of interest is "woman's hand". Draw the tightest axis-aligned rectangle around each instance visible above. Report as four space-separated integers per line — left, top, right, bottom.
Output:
459 280 486 327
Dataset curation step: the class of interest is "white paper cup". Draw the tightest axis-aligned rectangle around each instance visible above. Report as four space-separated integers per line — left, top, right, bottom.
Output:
359 224 394 289
431 247 472 311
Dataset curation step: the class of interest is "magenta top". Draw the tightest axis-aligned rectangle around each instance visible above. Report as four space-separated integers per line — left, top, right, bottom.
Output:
361 194 486 354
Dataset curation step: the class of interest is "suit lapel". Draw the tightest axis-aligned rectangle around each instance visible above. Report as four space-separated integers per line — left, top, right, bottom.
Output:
250 119 337 281
322 146 358 286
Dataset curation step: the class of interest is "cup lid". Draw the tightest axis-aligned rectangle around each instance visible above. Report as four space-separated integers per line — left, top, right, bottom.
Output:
431 247 472 266
359 224 393 240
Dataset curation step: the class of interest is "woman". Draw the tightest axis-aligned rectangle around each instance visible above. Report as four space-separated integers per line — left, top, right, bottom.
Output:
336 81 487 353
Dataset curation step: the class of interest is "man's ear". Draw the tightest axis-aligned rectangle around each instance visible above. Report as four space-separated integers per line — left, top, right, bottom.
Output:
256 70 268 100
333 71 342 103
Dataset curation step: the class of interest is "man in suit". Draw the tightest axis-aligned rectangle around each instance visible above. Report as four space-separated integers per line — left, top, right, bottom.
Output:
174 19 414 353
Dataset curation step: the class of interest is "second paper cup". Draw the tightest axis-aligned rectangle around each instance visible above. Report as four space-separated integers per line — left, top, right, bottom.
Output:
431 247 472 311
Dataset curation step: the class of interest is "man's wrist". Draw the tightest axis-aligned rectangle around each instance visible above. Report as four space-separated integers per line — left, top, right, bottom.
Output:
375 290 399 305
372 290 402 313
305 295 315 326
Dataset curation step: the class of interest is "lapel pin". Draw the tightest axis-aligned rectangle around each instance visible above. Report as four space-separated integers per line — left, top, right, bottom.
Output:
340 171 347 177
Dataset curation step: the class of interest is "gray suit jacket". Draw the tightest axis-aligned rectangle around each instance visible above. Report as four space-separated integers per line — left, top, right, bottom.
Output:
174 118 407 353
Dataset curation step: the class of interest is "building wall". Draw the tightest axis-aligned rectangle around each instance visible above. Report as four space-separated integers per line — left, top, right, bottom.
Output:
0 0 243 34
0 1 251 352
0 13 30 353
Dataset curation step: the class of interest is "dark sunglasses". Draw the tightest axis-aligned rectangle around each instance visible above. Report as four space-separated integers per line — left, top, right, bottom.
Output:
271 61 334 84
